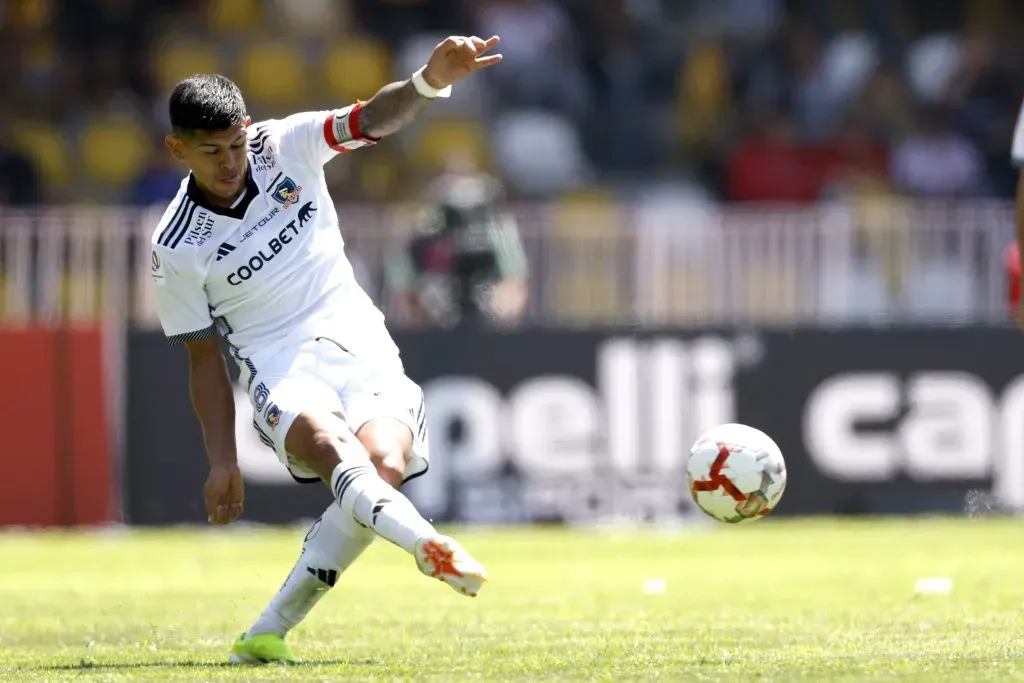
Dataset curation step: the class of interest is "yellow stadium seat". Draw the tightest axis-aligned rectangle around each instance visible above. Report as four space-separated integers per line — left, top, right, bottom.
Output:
153 41 222 95
548 188 621 237
547 189 626 323
206 0 263 33
412 118 490 173
10 0 52 28
236 41 307 108
25 37 55 75
323 39 392 103
852 187 911 293
9 120 70 188
676 41 730 149
551 271 621 324
358 154 400 201
79 117 149 187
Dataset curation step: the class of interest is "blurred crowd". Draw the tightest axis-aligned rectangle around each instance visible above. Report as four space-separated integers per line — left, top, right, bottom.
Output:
1 0 1024 208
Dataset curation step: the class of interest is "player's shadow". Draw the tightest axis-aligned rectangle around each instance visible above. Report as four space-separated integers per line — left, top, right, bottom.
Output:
22 657 376 672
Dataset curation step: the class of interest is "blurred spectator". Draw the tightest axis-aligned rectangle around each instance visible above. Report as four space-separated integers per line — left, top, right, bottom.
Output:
385 171 529 328
54 0 160 106
785 24 839 142
945 30 1021 197
890 105 983 197
803 0 902 61
726 110 820 203
492 109 593 198
905 33 964 103
350 0 466 47
0 109 42 207
817 110 889 199
472 0 590 119
576 0 666 175
1006 241 1020 320
857 61 916 141
5 0 1024 206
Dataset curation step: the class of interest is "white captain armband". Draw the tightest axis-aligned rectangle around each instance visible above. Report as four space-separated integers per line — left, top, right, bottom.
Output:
323 102 378 153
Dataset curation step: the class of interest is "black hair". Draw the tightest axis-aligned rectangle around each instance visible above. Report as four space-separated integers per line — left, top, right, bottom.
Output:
169 74 247 136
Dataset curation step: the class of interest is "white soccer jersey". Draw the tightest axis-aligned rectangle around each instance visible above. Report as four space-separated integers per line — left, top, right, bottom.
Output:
150 111 399 381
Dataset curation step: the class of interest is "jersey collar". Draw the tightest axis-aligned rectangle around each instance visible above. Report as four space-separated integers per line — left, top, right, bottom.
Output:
187 170 258 220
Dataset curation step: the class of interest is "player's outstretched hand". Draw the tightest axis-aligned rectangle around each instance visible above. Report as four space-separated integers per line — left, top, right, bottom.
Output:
204 463 244 524
422 35 503 90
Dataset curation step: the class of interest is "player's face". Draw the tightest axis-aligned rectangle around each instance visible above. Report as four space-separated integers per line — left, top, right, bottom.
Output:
166 118 251 204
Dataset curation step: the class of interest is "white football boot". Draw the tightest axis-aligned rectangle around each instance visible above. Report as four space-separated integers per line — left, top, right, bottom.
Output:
414 535 488 597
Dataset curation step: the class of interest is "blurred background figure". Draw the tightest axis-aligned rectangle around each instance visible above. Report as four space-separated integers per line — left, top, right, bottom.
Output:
0 107 42 207
385 167 528 329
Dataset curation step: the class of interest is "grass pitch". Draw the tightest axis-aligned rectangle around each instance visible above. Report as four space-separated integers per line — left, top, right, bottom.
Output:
0 517 1022 682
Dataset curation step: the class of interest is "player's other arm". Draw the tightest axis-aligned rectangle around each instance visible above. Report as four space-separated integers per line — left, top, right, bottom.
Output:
357 35 502 140
152 246 243 523
185 337 237 469
184 336 244 524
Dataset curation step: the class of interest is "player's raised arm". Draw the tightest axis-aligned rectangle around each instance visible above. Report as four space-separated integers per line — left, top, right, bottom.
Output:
357 35 501 139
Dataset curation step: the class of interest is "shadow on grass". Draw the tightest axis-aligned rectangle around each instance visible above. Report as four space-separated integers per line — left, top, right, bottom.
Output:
12 657 379 672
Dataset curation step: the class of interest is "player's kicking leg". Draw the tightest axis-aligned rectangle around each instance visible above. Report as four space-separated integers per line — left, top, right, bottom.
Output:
230 412 485 665
354 417 487 597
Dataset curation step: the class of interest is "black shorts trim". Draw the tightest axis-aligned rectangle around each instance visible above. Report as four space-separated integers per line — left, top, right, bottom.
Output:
402 462 429 485
289 470 322 485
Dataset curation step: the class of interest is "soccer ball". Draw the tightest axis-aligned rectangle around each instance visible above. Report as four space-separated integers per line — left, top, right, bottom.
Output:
686 423 787 524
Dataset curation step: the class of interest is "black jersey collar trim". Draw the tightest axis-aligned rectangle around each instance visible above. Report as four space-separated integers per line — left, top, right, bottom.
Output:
187 170 258 220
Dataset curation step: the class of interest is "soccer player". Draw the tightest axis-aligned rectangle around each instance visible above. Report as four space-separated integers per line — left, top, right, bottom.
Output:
150 36 503 664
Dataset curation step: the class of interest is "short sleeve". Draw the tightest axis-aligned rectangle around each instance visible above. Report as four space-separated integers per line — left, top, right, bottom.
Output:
278 108 374 168
1012 100 1024 168
151 247 215 345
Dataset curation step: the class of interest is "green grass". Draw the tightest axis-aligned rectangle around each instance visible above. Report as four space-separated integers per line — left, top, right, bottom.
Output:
0 518 1022 681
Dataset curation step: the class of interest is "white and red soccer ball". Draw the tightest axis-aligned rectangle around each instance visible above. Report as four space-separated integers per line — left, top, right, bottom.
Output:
686 423 787 523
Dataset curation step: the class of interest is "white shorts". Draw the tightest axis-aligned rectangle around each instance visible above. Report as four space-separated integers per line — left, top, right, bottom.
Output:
246 336 429 485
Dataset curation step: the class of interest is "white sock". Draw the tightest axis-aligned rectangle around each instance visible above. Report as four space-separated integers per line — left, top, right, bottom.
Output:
330 460 436 554
247 503 375 638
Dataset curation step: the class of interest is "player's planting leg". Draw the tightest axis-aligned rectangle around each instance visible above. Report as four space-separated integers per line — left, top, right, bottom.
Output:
251 504 374 637
230 503 373 664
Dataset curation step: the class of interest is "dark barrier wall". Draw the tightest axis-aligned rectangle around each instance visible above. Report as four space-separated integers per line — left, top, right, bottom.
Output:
0 327 112 526
124 328 1024 525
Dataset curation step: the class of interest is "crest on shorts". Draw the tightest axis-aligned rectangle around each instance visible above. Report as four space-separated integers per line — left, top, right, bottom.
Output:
150 250 163 280
271 177 302 208
265 403 281 430
253 382 269 413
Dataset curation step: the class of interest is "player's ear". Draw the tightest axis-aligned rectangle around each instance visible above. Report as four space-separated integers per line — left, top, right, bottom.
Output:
244 116 252 128
165 135 186 163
